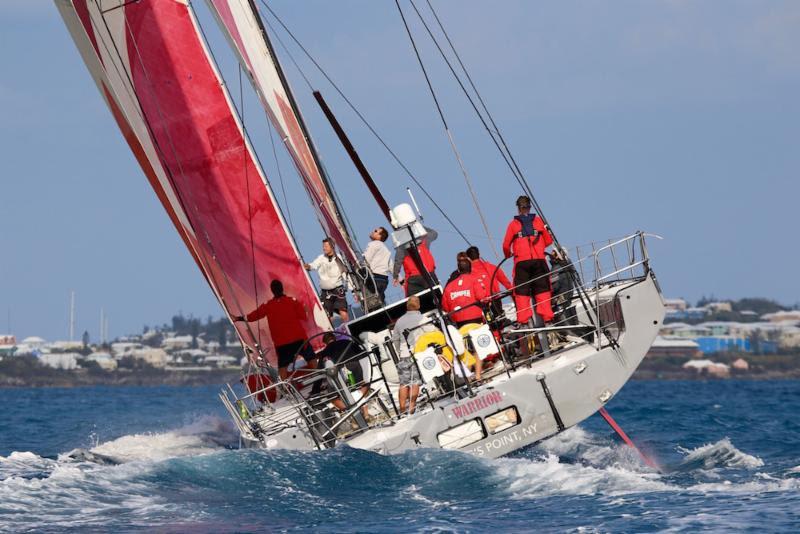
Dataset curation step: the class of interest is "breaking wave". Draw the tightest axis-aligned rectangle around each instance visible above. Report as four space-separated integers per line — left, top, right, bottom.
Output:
676 437 765 471
1 417 798 531
0 416 237 530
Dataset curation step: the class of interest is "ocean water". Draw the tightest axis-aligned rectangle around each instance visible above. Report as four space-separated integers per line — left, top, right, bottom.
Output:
1 381 798 532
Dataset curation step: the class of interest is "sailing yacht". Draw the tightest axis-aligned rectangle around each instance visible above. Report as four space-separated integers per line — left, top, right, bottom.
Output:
55 0 665 459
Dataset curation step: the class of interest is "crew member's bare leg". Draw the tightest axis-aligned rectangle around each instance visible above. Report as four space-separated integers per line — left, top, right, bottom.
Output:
398 385 409 414
408 384 420 414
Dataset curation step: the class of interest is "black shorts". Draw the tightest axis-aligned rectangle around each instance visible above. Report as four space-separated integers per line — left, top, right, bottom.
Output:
276 339 314 369
406 272 439 296
321 286 347 316
513 259 551 297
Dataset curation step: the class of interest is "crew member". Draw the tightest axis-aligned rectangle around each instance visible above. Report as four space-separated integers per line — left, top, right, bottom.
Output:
363 226 392 304
442 257 488 380
235 279 314 380
549 249 578 327
391 296 435 415
466 245 511 318
502 196 554 325
442 256 489 329
305 238 351 323
392 227 438 296
312 332 370 417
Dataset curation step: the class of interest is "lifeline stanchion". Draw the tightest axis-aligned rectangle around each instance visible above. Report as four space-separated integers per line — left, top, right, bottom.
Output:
598 407 661 472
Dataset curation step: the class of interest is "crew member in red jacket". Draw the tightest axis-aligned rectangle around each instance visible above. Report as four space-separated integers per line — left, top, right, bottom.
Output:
502 196 554 325
392 227 439 296
465 245 511 318
235 279 315 380
442 257 488 328
442 257 488 380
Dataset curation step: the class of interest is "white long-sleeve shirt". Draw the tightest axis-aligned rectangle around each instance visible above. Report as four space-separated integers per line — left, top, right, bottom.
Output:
308 254 348 290
363 239 392 276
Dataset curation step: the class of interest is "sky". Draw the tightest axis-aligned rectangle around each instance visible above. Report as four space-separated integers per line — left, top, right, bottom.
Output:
0 1 798 342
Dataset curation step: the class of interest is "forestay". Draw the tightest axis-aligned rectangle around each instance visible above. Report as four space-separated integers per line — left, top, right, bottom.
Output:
55 0 330 365
206 0 360 267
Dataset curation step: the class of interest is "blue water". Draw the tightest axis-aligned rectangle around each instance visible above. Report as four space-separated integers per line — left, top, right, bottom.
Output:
1 381 799 532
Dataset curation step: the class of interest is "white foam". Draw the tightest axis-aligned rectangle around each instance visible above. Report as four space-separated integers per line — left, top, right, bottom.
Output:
481 428 799 500
678 438 764 470
492 453 673 498
0 457 176 529
0 417 233 529
85 415 235 464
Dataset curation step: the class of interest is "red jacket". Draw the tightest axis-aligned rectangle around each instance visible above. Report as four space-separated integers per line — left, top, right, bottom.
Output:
246 295 307 347
470 258 511 295
402 242 436 278
442 273 488 324
502 214 552 262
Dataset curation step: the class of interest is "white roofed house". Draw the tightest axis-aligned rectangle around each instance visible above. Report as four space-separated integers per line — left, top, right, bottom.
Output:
48 340 84 352
703 301 733 313
111 342 142 357
86 352 117 371
39 352 80 370
162 335 193 351
21 336 46 348
664 298 688 311
761 310 800 323
647 336 701 359
778 326 800 349
202 354 238 368
698 321 739 336
670 325 712 338
128 348 168 368
0 335 17 357
683 359 730 378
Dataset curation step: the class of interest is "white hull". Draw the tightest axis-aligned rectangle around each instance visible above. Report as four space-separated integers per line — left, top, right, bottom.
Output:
224 248 664 459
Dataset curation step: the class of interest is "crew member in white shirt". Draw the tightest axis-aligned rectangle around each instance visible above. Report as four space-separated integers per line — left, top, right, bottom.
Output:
304 238 350 323
363 226 392 304
391 296 435 414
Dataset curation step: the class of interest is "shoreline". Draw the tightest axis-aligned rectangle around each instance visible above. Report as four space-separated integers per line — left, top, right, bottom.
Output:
2 367 799 389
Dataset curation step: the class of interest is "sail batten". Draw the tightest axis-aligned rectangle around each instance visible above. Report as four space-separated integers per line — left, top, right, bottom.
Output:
56 0 330 365
206 0 360 267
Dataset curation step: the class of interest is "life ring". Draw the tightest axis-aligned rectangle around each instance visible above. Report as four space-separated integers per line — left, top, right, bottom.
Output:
459 322 500 362
414 330 475 367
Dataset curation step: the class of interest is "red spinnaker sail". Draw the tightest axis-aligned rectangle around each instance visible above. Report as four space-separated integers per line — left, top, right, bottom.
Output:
55 0 330 365
206 0 360 267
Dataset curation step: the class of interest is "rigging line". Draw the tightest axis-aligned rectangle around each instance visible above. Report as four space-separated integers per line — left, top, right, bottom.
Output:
262 17 315 93
318 158 363 257
404 1 596 329
397 0 499 259
239 64 262 348
416 1 558 243
268 112 296 238
423 0 527 187
258 0 470 246
406 0 532 202
91 3 258 353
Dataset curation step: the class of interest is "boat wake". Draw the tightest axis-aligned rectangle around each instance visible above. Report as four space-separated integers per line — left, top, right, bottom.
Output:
1 420 798 530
